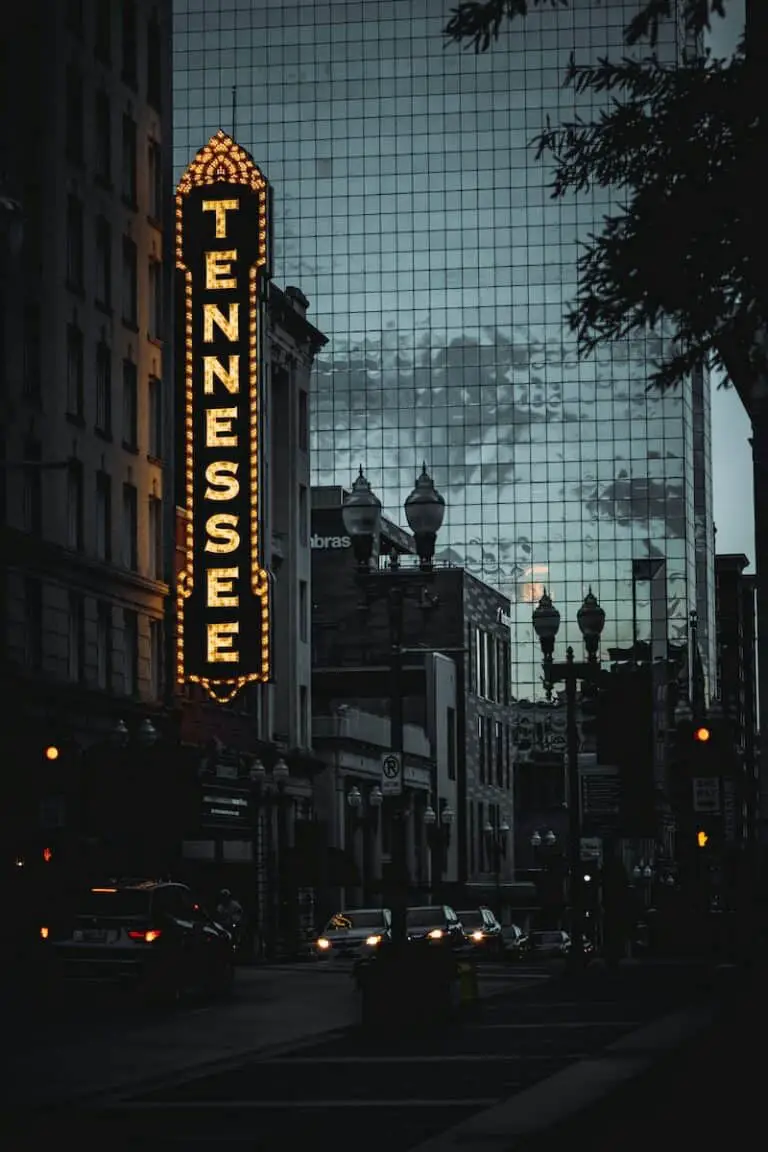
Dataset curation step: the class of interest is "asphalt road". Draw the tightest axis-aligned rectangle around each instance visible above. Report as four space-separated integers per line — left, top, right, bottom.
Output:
39 961 713 1150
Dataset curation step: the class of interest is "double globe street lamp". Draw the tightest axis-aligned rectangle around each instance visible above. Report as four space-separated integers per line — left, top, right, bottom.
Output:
424 800 455 896
532 588 606 971
341 464 446 947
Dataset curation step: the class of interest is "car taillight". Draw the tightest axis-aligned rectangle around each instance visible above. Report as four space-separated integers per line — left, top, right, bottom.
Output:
427 928 443 939
128 929 162 943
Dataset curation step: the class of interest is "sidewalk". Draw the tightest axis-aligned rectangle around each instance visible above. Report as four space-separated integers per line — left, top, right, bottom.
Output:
4 967 360 1112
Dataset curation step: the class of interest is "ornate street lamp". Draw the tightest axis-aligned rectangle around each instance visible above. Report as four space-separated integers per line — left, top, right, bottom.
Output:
137 719 158 748
341 467 383 571
347 785 363 809
577 588 606 661
532 589 561 661
404 464 446 570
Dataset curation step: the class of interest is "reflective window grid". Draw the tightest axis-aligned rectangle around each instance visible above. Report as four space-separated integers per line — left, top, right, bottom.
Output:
172 0 715 699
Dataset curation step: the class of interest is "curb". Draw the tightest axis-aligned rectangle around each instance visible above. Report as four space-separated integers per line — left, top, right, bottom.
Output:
407 999 720 1152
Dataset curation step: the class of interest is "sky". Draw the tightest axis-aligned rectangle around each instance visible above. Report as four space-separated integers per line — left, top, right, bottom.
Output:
708 0 754 568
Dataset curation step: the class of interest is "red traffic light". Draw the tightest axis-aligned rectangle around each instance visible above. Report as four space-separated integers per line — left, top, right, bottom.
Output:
693 727 711 743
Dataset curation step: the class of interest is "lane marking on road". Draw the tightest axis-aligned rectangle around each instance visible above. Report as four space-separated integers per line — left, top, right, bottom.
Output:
472 1021 643 1030
262 1054 590 1065
107 1098 502 1111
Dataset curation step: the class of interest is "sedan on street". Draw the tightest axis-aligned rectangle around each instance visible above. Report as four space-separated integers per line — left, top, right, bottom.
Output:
457 908 504 957
405 905 465 948
314 908 392 961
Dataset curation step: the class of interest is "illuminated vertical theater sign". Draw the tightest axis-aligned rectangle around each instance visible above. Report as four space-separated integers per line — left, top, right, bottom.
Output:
175 131 272 703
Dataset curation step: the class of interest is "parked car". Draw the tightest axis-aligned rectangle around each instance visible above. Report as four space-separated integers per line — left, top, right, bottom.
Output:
405 905 465 948
501 923 531 961
457 907 504 956
528 929 571 959
314 908 392 961
41 879 235 1006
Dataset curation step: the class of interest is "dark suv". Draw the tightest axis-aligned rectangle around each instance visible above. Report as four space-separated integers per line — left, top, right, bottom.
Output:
405 905 465 948
43 880 235 1005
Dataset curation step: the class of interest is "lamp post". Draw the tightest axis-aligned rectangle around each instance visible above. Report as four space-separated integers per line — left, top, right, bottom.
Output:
347 783 384 903
249 757 290 960
533 588 606 971
342 464 445 948
424 800 455 898
484 817 511 920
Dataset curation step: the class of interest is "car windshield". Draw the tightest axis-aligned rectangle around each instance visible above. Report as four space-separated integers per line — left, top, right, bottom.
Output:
78 889 151 918
533 931 563 945
406 908 443 927
323 912 383 931
458 911 483 927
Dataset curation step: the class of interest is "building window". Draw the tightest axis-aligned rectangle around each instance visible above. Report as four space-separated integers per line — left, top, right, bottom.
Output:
447 706 456 781
147 13 162 110
96 602 112 690
486 633 496 701
68 592 85 683
122 115 137 206
95 340 112 435
95 471 111 561
299 684 308 748
122 236 137 325
299 580 308 642
478 801 486 872
67 460 84 550
495 720 504 787
66 195 84 291
477 714 485 783
23 578 43 672
148 375 162 458
95 217 112 308
486 720 493 785
148 260 162 339
95 1 111 62
22 438 42 534
122 359 138 449
505 725 511 790
123 609 138 695
149 618 162 699
476 631 490 691
66 324 84 418
468 800 475 875
298 389 308 451
95 91 111 183
122 483 138 570
23 305 41 401
148 139 162 221
65 64 83 164
148 495 162 579
298 484 308 545
122 0 138 87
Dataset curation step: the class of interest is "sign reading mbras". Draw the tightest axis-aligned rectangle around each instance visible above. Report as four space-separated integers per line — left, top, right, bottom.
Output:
175 131 272 704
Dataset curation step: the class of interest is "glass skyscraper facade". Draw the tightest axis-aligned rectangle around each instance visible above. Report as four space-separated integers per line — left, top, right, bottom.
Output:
172 0 715 700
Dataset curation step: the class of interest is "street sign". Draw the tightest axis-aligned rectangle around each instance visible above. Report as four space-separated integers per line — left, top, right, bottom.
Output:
692 777 721 814
381 753 402 796
580 836 603 865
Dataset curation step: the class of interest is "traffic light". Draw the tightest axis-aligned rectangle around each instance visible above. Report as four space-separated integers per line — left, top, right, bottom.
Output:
693 726 711 744
697 829 709 849
44 744 60 762
42 846 53 862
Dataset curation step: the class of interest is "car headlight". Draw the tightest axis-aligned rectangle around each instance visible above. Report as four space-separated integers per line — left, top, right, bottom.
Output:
471 930 483 942
427 928 443 939
365 934 382 947
316 937 331 950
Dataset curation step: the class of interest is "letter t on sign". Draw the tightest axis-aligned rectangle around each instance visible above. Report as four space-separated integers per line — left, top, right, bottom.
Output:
202 198 239 238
